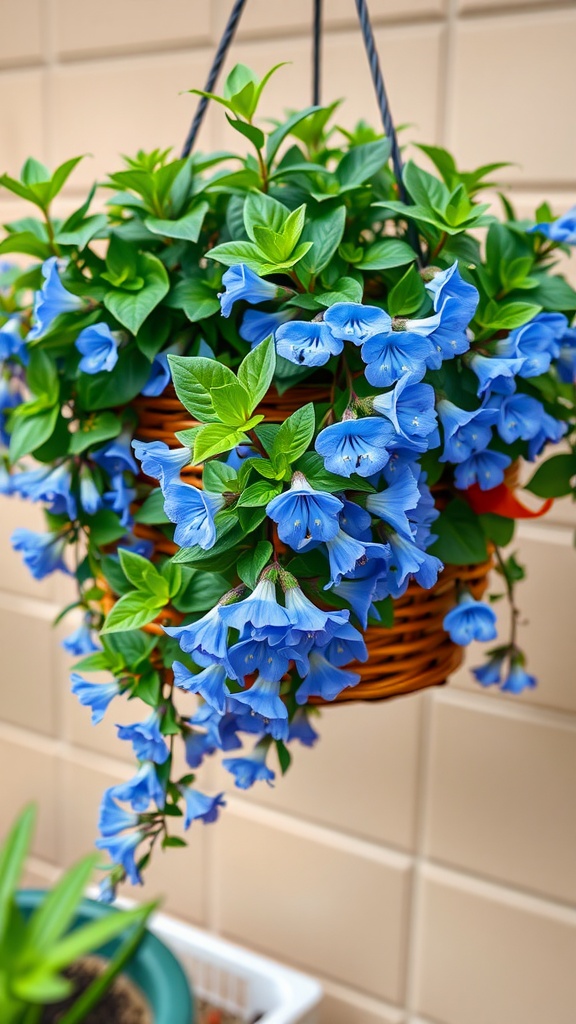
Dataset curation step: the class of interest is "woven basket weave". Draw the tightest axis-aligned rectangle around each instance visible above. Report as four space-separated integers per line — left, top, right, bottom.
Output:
128 385 497 703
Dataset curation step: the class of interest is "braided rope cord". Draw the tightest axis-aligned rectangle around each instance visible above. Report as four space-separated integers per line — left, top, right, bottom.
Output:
312 0 322 105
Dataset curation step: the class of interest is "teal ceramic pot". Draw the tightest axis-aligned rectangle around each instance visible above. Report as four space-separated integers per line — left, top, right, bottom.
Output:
17 891 193 1024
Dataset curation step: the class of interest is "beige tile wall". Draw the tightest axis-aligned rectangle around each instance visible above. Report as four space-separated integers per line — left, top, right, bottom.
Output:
0 3 575 1022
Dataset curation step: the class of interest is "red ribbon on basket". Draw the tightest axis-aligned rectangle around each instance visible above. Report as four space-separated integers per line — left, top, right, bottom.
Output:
465 481 553 519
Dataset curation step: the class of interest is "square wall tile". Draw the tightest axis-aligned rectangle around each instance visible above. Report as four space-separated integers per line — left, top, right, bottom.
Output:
451 529 576 715
320 980 404 1024
426 695 576 904
0 70 45 189
217 0 445 39
0 735 58 860
54 0 211 59
216 809 411 1003
220 695 421 850
450 11 576 185
415 866 576 1024
0 604 56 736
50 51 217 189
0 0 43 66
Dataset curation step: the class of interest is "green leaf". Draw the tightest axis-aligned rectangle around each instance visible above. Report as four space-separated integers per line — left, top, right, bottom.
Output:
104 630 157 671
356 238 417 271
237 540 273 589
133 488 170 524
9 405 59 463
27 350 59 403
70 412 121 454
25 854 99 953
202 460 238 493
101 590 165 633
172 569 229 613
132 669 162 707
429 499 488 565
525 453 576 498
0 804 35 942
145 201 209 242
479 513 516 547
387 265 426 317
478 299 542 331
210 379 252 426
48 155 85 201
297 205 346 277
265 106 322 166
165 278 220 323
44 904 153 972
316 275 363 307
118 548 168 597
13 970 73 1003
0 229 51 259
403 160 449 211
272 404 315 463
244 192 289 238
168 354 240 422
295 451 375 492
192 421 253 463
226 116 265 150
72 652 110 672
76 347 151 411
103 253 169 334
84 510 127 546
237 480 282 507
237 334 276 410
56 213 107 250
275 740 292 775
336 138 391 188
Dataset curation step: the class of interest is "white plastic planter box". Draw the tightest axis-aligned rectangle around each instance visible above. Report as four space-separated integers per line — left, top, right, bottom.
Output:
151 911 323 1024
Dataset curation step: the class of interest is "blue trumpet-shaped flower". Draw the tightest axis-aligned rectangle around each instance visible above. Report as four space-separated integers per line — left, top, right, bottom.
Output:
112 762 166 812
437 399 496 464
219 264 281 317
284 584 348 647
385 533 443 590
557 326 576 384
288 708 319 747
181 787 225 828
219 578 291 641
173 661 230 715
325 528 366 588
366 469 421 538
443 593 498 645
361 328 434 388
295 651 360 704
275 320 343 367
141 351 170 396
12 528 69 579
497 314 566 378
469 354 524 397
117 711 169 765
98 790 139 837
76 323 119 374
240 309 293 348
315 416 395 478
223 742 275 789
132 439 190 490
28 257 84 339
0 316 27 362
528 206 576 244
454 449 511 491
489 392 545 444
319 620 368 667
62 617 100 656
266 472 343 549
323 302 392 344
163 482 224 550
373 377 438 447
164 603 231 668
103 472 135 529
70 674 119 724
501 662 537 693
93 433 138 475
426 261 479 323
14 463 77 520
79 466 103 515
228 636 305 683
232 675 288 722
333 565 381 629
527 410 567 461
95 829 143 886
472 654 505 687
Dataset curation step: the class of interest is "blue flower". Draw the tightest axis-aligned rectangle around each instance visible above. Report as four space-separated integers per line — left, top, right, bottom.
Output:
385 533 443 590
373 377 438 447
528 206 576 244
443 593 498 645
325 528 366 587
223 742 275 789
557 326 576 383
318 620 368 667
98 790 139 837
240 309 293 348
95 830 143 886
284 584 348 648
163 482 224 550
112 763 166 812
426 261 479 323
164 603 231 668
488 393 545 444
181 787 225 828
62 617 100 656
338 499 372 541
527 410 567 461
70 674 119 724
79 466 103 515
275 320 343 366
218 578 291 642
184 729 217 768
132 439 190 490
496 315 565 377
323 302 391 344
75 323 119 374
117 711 169 764
469 354 524 397
11 528 69 579
219 265 281 317
333 567 380 629
103 472 135 529
405 299 471 369
454 449 511 491
232 675 288 722
228 637 302 683
0 316 27 362
361 328 434 388
472 654 504 687
295 651 360 704
266 473 343 550
14 463 76 519
28 257 84 340
438 399 496 464
501 662 537 693
288 708 319 747
140 351 170 396
93 434 138 475
173 661 230 715
366 469 421 538
315 416 395 478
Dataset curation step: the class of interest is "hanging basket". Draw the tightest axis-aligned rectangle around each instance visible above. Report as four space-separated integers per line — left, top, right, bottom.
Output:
125 387 501 704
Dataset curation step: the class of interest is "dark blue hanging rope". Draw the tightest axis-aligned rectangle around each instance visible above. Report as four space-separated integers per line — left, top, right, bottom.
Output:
181 0 248 158
312 0 322 106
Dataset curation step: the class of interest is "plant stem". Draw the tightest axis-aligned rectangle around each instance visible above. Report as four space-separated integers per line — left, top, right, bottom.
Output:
493 545 520 650
429 231 447 263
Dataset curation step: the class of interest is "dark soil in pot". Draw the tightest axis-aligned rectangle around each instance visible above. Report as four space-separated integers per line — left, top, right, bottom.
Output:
39 956 152 1024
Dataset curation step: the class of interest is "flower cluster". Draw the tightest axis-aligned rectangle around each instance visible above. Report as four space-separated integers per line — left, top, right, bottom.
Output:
1 63 574 894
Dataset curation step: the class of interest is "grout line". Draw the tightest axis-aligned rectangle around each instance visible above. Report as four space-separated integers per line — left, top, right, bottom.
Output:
460 1 576 23
402 689 435 1016
0 587 62 620
437 682 576 731
317 975 405 1021
517 520 575 545
422 859 576 921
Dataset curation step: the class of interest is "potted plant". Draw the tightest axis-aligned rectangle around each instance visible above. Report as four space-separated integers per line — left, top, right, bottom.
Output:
1 805 193 1023
0 62 575 894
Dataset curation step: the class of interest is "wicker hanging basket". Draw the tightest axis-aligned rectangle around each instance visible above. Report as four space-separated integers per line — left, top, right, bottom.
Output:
122 385 500 704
